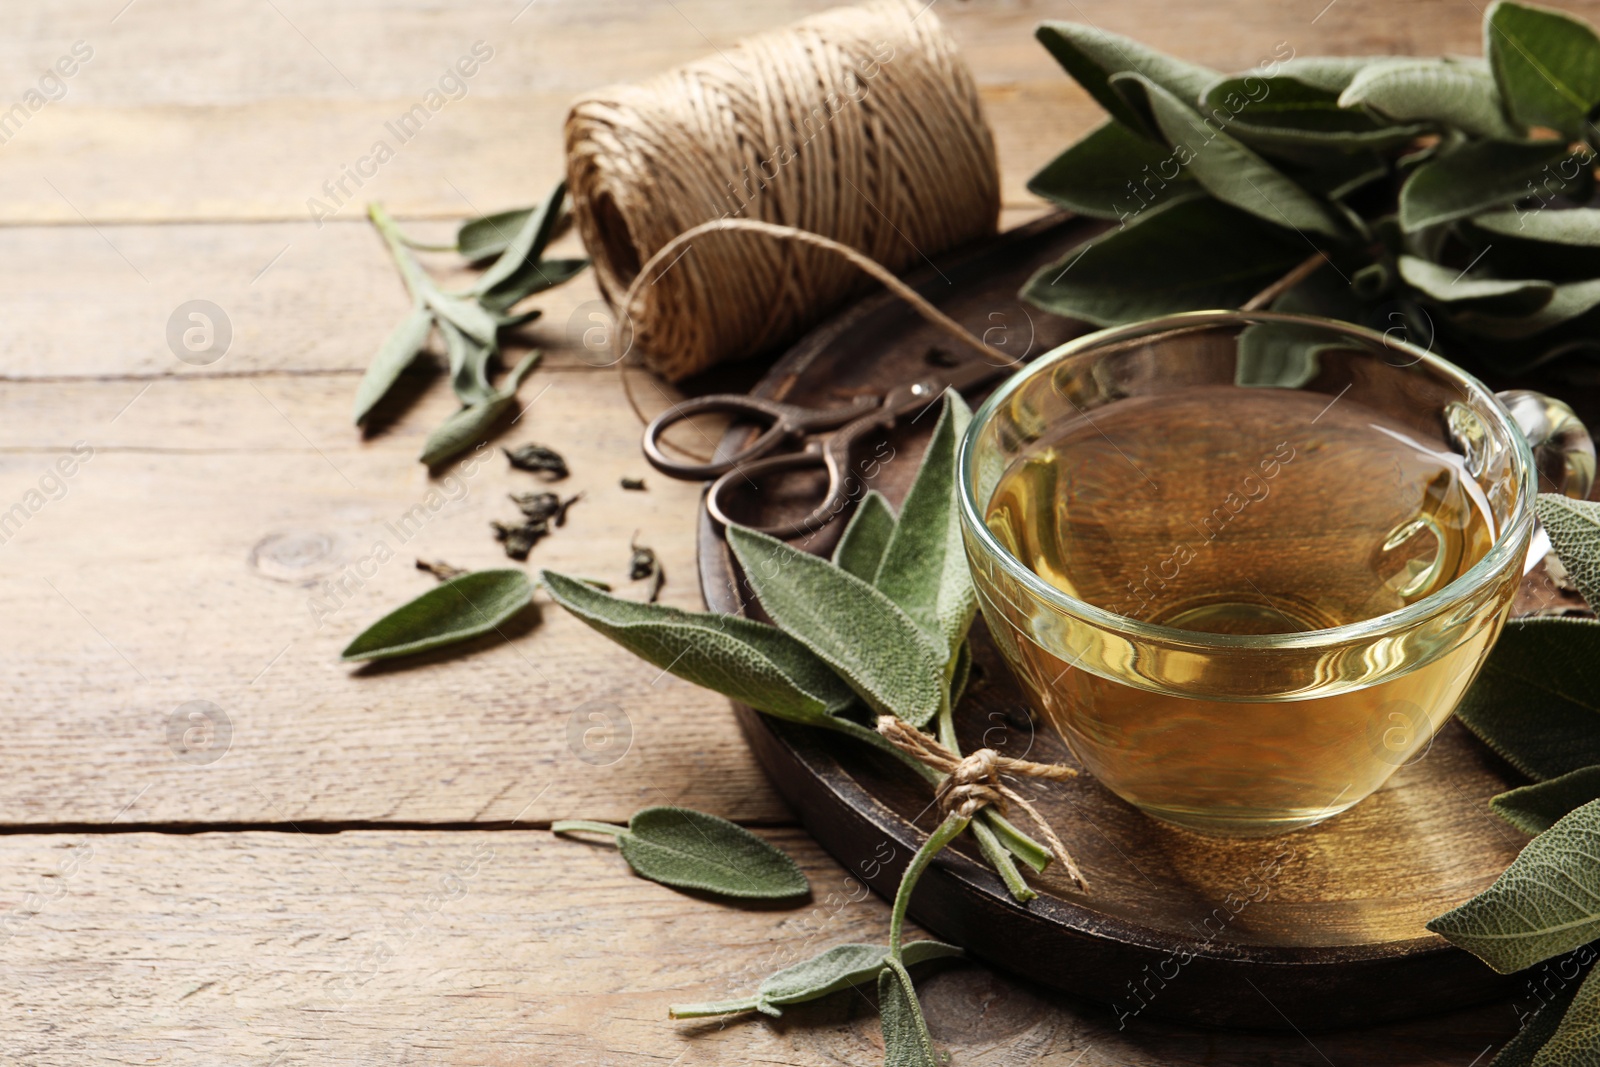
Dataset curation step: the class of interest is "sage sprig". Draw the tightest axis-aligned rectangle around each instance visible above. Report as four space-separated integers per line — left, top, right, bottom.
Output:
357 185 589 465
552 805 809 900
1025 2 1600 375
668 940 962 1019
340 568 532 662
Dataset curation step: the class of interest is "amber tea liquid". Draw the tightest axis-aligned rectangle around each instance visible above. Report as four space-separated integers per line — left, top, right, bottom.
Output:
983 385 1503 834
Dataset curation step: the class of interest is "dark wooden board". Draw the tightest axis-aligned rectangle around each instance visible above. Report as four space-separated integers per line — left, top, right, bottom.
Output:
694 215 1563 1031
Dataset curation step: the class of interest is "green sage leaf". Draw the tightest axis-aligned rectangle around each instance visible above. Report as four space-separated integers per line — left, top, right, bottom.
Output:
1340 59 1518 139
1536 494 1600 607
874 392 976 657
1026 119 1199 221
419 350 540 467
1487 0 1600 139
1450 277 1600 338
1456 618 1600 780
1200 74 1425 152
1113 72 1346 238
1529 962 1600 1067
458 207 534 262
617 806 809 899
1234 319 1337 388
1034 22 1219 137
668 940 961 1019
474 180 567 296
481 257 591 313
1270 55 1395 94
1398 255 1554 314
441 318 497 406
726 525 945 727
1493 766 1600 835
340 569 532 661
1476 207 1600 247
1428 797 1600 972
1023 198 1310 326
1399 138 1575 232
1492 959 1586 1067
832 489 896 581
352 305 434 425
879 958 938 1067
541 570 856 725
424 287 499 346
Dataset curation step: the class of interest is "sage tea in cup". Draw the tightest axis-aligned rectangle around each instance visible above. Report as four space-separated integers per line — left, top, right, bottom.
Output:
957 312 1573 836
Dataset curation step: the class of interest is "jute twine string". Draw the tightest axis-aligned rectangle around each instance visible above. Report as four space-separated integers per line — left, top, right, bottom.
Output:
565 0 999 382
877 715 1090 892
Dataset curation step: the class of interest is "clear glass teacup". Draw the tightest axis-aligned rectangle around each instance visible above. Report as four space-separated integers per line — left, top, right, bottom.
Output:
958 311 1593 836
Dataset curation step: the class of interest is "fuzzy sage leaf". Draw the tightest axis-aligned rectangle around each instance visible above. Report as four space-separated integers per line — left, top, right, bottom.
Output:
340 569 532 662
553 806 809 900
353 304 434 425
1527 963 1600 1067
1487 0 1600 140
1535 494 1600 609
727 525 944 727
1493 766 1600 836
879 958 939 1067
1455 618 1600 780
1427 797 1600 972
420 350 541 467
473 180 568 296
458 207 534 262
831 489 896 581
668 940 961 1019
541 570 856 725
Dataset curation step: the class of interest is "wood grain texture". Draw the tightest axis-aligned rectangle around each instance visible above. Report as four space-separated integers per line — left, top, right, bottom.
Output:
0 829 1521 1065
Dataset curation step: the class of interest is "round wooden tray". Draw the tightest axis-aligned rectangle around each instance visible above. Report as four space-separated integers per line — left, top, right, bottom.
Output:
693 215 1552 1031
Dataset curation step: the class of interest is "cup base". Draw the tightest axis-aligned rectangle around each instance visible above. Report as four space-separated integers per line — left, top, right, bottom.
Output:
1136 801 1356 838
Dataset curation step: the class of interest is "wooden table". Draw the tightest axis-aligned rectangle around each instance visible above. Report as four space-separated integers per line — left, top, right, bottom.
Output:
2 2 1580 1062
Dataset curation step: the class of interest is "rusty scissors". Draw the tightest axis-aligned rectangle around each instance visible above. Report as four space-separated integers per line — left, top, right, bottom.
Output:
642 356 1017 539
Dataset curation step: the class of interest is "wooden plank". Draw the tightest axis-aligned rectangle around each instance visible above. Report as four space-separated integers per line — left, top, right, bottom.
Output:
0 829 1518 1065
0 0 1557 223
0 369 798 826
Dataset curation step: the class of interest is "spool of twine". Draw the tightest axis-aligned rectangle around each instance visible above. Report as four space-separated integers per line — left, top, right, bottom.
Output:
564 0 1000 382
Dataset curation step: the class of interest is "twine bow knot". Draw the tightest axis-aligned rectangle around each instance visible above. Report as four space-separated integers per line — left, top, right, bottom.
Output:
876 715 1089 892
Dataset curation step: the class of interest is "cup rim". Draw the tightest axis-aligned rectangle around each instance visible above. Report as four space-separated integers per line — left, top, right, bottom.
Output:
957 309 1538 652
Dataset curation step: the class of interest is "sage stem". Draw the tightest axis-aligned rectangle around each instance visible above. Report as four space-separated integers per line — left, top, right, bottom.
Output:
889 811 969 962
550 819 627 837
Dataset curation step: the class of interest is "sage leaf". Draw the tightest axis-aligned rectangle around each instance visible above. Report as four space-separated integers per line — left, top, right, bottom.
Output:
420 350 541 467
1456 618 1600 780
1034 21 1218 138
726 525 945 727
1493 961 1586 1067
1398 255 1554 313
874 392 977 657
440 318 497 406
340 569 532 661
1026 119 1200 222
1451 277 1600 338
1112 73 1346 238
492 307 544 330
1399 138 1576 232
832 489 896 581
1234 319 1334 388
458 207 534 262
1475 207 1600 247
668 940 961 1019
1023 198 1310 326
353 304 434 425
555 806 809 900
1487 0 1600 139
424 287 498 346
1493 766 1600 835
541 570 856 725
1270 55 1396 94
878 958 938 1067
481 257 591 313
1201 74 1425 153
1340 59 1518 139
474 180 567 296
1529 963 1600 1067
1535 494 1600 607
1428 797 1600 972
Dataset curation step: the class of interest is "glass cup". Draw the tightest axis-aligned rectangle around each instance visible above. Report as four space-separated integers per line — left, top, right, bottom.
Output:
958 311 1593 836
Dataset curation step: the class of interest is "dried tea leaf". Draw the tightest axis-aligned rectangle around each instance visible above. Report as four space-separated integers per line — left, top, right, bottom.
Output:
542 570 856 725
1536 494 1600 609
1024 198 1309 326
553 806 809 900
1428 797 1600 972
1528 963 1600 1067
491 519 545 562
1456 618 1600 780
620 476 647 491
510 491 563 523
353 305 434 425
628 537 664 602
668 941 962 1019
504 443 569 479
340 569 532 662
726 525 944 727
831 490 896 581
1488 0 1600 139
1027 118 1200 221
419 351 541 467
878 959 938 1067
874 393 977 657
1113 72 1346 238
1339 59 1518 140
415 558 467 582
1399 138 1576 232
474 180 568 296
1493 766 1600 836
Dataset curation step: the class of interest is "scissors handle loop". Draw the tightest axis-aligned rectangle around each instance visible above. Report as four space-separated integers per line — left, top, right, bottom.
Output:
642 393 879 480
